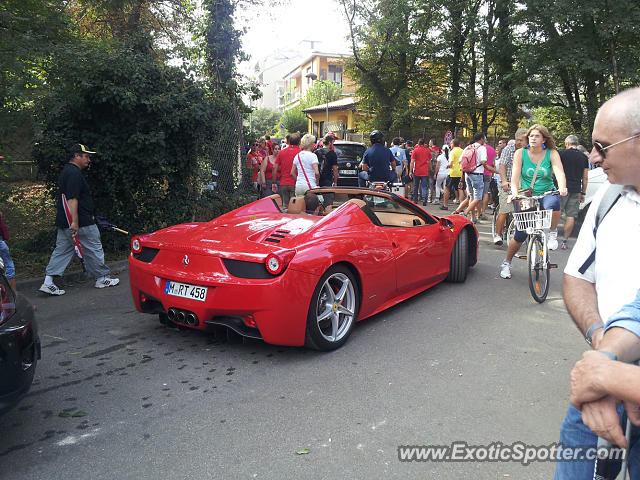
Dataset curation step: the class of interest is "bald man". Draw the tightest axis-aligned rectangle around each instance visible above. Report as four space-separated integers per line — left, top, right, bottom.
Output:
555 88 640 479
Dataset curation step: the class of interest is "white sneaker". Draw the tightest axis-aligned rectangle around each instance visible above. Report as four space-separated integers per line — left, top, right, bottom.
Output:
95 277 120 289
493 235 503 246
548 230 558 251
500 261 511 279
433 199 440 204
39 283 65 295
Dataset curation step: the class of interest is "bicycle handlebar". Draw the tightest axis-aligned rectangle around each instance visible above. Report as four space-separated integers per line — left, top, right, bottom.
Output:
510 190 559 201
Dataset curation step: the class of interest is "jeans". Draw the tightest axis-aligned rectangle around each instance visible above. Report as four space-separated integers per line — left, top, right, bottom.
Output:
45 225 110 279
0 240 15 279
413 176 428 203
554 404 640 479
426 177 436 200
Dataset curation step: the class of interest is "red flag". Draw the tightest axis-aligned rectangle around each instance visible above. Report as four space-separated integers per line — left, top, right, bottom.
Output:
61 194 86 271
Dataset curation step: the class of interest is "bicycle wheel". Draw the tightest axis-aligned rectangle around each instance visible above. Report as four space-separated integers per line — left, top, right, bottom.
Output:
527 234 550 303
505 213 515 244
491 206 499 238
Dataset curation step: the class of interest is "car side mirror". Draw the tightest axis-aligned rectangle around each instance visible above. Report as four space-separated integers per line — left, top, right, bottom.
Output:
439 217 453 231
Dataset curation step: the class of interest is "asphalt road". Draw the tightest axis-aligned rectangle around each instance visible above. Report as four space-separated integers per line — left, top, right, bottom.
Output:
1 206 588 480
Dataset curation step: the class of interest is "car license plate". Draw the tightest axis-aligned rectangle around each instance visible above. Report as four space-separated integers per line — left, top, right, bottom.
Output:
164 281 208 302
339 169 356 175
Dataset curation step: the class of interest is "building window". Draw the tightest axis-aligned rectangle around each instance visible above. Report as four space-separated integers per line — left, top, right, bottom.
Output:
320 69 327 80
328 65 342 85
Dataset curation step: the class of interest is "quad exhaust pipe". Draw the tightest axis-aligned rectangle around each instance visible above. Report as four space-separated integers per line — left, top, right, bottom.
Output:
167 308 199 326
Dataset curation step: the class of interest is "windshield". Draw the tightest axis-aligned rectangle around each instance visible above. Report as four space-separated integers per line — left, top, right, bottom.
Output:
334 144 365 160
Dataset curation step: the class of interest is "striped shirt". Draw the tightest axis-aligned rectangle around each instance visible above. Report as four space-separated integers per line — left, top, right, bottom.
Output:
499 144 516 183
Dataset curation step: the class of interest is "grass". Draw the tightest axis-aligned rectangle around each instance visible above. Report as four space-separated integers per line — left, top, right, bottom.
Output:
1 182 129 281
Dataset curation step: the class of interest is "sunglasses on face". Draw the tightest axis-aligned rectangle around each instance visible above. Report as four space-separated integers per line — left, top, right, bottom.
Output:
593 132 640 159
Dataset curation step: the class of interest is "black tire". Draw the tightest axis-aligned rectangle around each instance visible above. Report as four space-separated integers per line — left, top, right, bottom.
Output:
305 265 359 351
491 207 499 239
446 229 469 283
527 235 550 303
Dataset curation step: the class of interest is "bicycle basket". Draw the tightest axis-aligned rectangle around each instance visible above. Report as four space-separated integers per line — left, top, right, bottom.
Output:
513 209 553 233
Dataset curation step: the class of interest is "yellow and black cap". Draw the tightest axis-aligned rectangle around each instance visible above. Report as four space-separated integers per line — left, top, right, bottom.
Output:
69 143 96 155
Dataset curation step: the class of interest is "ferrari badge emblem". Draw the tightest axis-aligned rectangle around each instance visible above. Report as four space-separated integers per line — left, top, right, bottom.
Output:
182 255 190 266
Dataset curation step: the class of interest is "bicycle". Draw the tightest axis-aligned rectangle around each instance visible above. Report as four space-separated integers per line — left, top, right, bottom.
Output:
511 190 560 303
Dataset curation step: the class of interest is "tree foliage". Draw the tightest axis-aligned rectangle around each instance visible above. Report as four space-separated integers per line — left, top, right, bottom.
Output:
300 81 342 109
34 40 218 233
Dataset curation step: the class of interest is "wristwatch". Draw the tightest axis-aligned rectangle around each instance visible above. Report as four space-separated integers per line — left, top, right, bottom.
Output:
580 191 586 195
585 321 604 346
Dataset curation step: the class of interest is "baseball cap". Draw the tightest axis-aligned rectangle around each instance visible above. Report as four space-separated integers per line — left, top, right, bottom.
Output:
69 143 96 155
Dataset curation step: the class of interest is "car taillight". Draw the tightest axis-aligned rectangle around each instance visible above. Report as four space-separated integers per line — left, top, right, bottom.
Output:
264 250 295 275
131 237 142 254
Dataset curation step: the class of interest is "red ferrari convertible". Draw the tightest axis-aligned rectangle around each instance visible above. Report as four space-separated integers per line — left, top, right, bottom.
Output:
129 187 477 350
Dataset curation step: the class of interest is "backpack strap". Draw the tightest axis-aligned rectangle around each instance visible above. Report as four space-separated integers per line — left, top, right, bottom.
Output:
578 184 624 274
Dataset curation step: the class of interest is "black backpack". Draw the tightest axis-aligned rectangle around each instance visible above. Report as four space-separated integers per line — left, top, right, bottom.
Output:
314 147 329 174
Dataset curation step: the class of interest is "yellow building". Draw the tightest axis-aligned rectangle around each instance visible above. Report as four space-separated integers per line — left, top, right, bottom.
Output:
302 97 359 139
278 52 356 112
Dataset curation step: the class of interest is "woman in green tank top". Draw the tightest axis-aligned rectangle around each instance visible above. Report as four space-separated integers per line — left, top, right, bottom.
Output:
498 124 568 280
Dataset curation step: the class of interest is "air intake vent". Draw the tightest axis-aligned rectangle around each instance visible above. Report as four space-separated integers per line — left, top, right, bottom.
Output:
265 230 290 244
133 247 160 263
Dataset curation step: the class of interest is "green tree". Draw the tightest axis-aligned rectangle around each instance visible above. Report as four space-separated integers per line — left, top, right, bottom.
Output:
248 108 280 139
34 40 218 233
340 0 441 137
300 81 342 109
281 107 308 134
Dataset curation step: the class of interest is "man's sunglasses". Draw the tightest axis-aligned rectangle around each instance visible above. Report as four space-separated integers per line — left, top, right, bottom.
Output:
593 132 640 159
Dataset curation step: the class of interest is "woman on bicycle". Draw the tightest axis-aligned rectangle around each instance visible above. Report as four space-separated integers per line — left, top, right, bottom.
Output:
499 124 568 279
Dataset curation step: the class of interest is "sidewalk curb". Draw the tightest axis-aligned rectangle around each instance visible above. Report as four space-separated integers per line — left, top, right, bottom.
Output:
18 259 130 291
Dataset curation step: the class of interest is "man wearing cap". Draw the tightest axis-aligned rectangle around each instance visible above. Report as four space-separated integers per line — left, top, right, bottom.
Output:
39 144 119 295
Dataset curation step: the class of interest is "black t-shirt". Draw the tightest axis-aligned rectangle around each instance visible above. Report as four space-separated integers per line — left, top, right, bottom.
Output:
362 144 394 182
317 148 338 186
559 148 589 193
55 163 95 228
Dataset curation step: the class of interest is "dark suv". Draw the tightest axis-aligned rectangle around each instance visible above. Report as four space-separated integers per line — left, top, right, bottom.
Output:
333 141 366 186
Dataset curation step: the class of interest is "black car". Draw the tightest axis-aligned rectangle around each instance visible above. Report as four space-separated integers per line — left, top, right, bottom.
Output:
334 141 366 186
0 261 40 415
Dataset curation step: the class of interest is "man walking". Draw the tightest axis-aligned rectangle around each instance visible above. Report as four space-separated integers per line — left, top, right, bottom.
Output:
390 137 407 184
554 87 640 479
272 132 301 208
358 130 395 186
316 134 339 207
559 135 589 249
40 144 119 295
493 129 528 245
410 139 431 205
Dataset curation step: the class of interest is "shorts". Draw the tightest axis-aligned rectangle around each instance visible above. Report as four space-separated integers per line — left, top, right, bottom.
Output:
465 173 484 200
446 176 463 192
497 188 514 215
560 192 581 218
482 175 491 194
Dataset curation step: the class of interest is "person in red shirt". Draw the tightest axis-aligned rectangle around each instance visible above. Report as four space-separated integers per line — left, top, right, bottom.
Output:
265 135 274 156
410 138 432 206
272 132 302 208
246 142 262 191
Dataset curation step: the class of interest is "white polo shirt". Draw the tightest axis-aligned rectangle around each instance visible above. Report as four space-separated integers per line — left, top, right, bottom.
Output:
565 180 640 324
